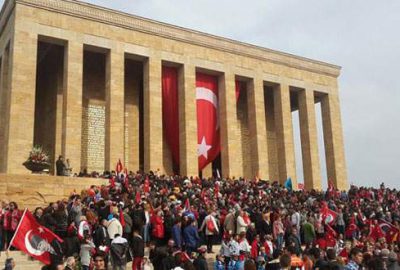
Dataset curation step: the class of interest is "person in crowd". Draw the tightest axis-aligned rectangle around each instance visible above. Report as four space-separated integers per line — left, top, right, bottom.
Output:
93 253 107 270
4 170 400 269
279 254 291 270
172 217 183 249
110 233 129 270
323 248 344 270
236 211 248 236
214 254 225 270
64 256 76 270
143 257 154 270
183 218 200 254
2 202 22 250
344 248 363 270
80 233 95 270
273 215 284 251
108 213 123 240
131 230 145 270
151 210 165 247
194 246 208 270
56 155 66 176
199 209 219 253
3 258 15 270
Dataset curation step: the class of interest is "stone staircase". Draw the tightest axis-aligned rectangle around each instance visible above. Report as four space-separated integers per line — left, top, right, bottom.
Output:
0 251 43 270
0 247 217 270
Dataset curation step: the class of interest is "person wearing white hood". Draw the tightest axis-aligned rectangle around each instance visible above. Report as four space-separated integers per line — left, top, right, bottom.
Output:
107 213 123 240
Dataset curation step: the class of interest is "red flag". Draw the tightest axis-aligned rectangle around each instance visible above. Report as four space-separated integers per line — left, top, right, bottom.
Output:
144 176 150 193
196 73 220 171
214 182 220 198
369 223 385 241
345 218 359 239
321 205 338 225
184 198 191 212
162 66 180 170
10 210 63 265
235 80 243 102
116 159 123 174
378 220 399 243
78 220 91 240
135 191 141 204
325 224 337 247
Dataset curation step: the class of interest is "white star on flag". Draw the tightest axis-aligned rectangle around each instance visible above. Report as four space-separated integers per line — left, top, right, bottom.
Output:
197 136 212 159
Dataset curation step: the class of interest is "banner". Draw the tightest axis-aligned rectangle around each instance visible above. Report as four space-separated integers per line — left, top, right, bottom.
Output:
162 66 180 170
116 159 123 174
196 73 220 171
235 80 242 102
10 210 63 265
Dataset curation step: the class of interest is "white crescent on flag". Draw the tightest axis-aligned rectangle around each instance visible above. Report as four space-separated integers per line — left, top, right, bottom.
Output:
25 230 45 256
196 87 219 129
196 87 218 108
325 214 334 224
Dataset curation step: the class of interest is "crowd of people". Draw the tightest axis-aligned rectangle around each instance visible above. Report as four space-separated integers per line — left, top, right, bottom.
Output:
1 170 400 270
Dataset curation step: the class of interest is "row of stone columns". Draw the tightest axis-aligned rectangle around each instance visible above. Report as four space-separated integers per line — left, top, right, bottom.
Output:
1 32 347 190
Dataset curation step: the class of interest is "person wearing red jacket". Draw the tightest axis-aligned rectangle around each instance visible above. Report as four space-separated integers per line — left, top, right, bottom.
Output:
151 210 164 246
3 202 22 249
250 234 260 259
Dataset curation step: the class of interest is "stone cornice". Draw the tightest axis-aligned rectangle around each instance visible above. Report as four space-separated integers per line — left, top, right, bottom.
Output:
2 0 341 77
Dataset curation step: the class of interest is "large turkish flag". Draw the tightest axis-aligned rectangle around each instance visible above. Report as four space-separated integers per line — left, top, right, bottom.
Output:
10 210 63 265
196 73 220 171
162 66 180 169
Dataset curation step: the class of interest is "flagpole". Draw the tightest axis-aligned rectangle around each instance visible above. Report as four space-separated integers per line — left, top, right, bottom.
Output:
7 208 28 252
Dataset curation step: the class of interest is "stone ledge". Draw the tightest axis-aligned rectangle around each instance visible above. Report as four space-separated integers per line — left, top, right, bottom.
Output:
1 0 341 77
0 174 108 209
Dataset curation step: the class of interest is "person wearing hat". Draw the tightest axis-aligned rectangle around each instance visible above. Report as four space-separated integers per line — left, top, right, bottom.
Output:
194 246 208 270
183 218 200 254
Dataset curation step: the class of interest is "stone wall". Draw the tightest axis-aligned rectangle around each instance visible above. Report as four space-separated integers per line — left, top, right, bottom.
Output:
81 101 106 173
0 174 108 209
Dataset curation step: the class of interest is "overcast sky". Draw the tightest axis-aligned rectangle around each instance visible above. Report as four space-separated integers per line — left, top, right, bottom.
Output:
4 0 400 188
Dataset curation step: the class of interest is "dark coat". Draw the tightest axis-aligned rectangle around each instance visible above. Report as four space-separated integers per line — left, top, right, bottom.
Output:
193 255 208 270
131 235 145 257
110 239 129 266
94 224 110 247
183 225 200 248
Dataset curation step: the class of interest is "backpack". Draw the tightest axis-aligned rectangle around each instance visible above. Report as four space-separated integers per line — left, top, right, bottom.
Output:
207 217 216 232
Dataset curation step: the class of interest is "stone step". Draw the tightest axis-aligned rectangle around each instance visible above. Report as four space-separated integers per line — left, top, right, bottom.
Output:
0 246 220 269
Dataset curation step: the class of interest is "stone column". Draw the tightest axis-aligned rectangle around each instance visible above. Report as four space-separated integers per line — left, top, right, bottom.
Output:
321 91 348 190
219 71 241 178
298 89 321 190
274 83 297 186
54 63 64 174
6 30 38 173
62 40 83 174
247 77 269 179
0 43 11 173
178 64 198 177
143 55 164 173
105 45 125 171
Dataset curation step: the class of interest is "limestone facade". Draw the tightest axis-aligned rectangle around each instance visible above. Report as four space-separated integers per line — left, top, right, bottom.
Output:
0 0 348 190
